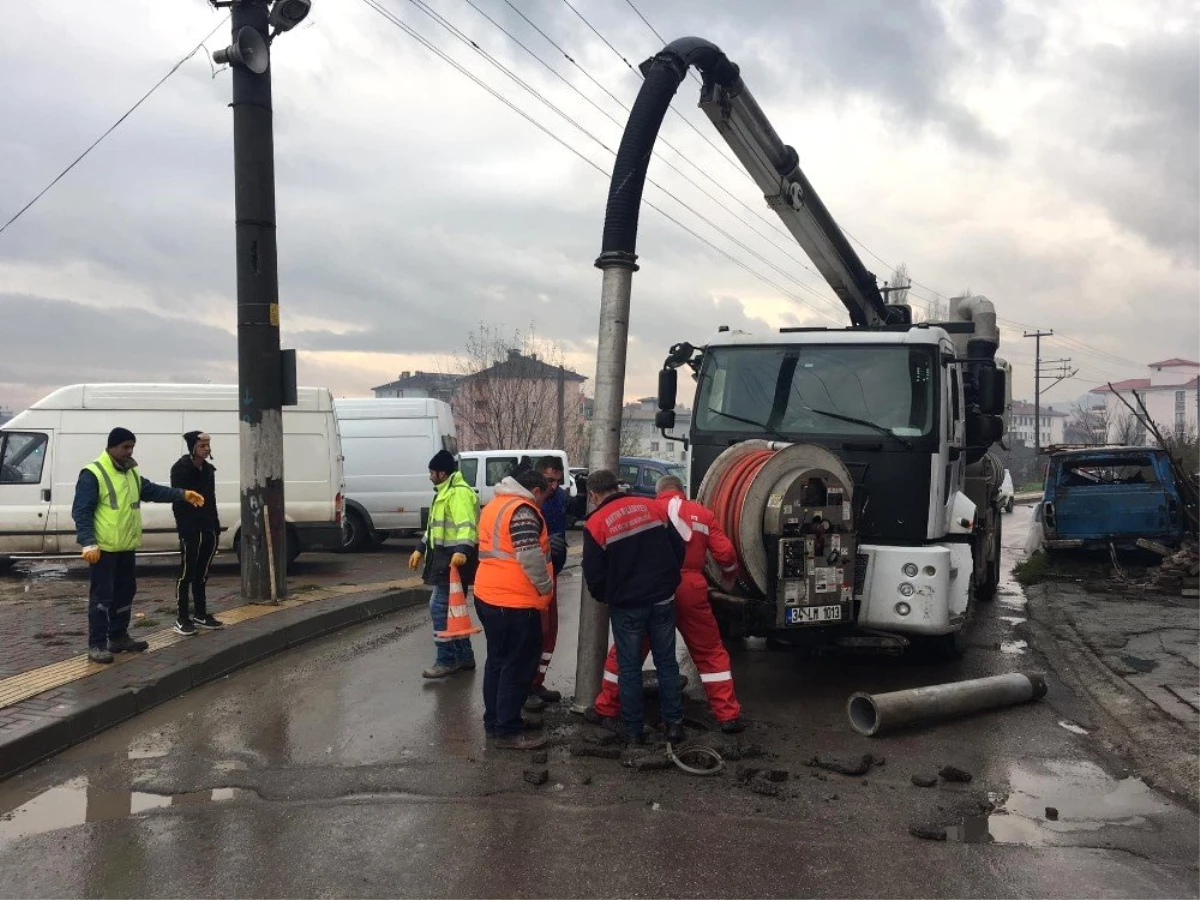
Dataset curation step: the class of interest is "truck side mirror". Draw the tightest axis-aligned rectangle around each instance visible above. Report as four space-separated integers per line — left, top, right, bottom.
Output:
977 366 1006 416
966 412 1003 448
655 409 676 430
657 367 677 411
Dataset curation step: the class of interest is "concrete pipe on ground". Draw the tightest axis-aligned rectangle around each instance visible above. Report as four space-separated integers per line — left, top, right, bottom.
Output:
847 672 1048 737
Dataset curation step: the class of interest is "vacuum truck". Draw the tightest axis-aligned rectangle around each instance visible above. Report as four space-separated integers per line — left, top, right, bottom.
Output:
598 38 1010 658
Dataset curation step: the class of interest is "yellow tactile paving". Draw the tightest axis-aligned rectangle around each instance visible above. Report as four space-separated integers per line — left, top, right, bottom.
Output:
0 573 424 711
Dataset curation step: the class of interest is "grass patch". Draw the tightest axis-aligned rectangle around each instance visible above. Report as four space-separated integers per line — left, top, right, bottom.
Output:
1018 481 1043 493
1013 553 1058 586
133 618 159 628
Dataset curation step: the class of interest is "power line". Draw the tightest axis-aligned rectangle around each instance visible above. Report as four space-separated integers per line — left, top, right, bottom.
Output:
360 0 842 324
463 0 847 314
0 16 229 239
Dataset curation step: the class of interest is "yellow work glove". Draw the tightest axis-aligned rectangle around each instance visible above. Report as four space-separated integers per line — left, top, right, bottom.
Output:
81 545 101 564
183 490 205 508
408 550 423 571
450 552 467 568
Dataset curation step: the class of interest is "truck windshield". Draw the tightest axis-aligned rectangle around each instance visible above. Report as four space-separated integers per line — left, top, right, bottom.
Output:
694 345 936 440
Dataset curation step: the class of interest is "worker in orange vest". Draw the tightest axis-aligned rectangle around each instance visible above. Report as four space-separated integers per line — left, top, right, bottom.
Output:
474 467 554 751
587 474 745 733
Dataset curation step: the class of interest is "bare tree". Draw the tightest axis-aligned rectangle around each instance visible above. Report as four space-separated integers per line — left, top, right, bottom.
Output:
1067 401 1109 445
450 322 588 458
619 406 646 457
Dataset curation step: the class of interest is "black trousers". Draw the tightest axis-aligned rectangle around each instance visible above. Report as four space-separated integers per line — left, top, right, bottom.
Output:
88 550 137 649
476 597 542 737
176 530 218 620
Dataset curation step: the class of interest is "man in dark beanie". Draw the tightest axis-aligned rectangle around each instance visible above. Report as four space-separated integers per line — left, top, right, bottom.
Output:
408 448 479 677
170 431 223 636
71 428 204 664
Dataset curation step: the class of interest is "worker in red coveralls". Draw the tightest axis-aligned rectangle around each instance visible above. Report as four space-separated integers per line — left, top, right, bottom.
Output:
586 474 745 734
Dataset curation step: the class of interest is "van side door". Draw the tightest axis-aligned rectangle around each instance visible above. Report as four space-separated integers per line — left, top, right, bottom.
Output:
0 431 53 555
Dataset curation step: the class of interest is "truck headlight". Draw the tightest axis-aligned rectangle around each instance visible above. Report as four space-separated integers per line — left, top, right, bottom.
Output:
902 563 918 577
898 582 915 597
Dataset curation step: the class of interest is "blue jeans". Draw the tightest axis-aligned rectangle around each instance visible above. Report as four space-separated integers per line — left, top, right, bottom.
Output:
609 598 683 739
476 598 543 737
429 583 476 668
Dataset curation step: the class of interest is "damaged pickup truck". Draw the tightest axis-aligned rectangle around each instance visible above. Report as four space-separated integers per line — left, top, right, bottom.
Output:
1041 446 1187 550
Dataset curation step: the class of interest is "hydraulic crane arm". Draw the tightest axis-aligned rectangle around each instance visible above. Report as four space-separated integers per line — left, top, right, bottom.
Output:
597 37 896 328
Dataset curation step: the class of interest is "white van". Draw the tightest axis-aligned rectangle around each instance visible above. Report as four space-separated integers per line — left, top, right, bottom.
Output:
333 397 457 551
457 449 576 507
0 384 344 566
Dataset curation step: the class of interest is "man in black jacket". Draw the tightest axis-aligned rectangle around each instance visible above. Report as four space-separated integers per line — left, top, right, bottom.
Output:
170 431 222 635
582 469 685 744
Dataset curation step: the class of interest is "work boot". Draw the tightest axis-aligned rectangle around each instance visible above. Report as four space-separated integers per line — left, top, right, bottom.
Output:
719 718 746 735
524 694 546 712
533 686 562 702
422 663 457 679
456 657 477 671
108 634 149 653
582 707 621 733
491 733 548 751
664 721 686 745
88 647 114 664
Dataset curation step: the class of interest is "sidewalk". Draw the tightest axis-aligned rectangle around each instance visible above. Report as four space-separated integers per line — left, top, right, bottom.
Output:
0 545 429 780
1024 580 1199 806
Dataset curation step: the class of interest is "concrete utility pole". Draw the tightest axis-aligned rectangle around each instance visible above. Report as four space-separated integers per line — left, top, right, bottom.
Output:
573 253 636 710
216 0 299 601
1023 330 1053 455
556 364 566 450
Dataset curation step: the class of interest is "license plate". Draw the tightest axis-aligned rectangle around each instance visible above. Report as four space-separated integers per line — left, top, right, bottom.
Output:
786 604 843 625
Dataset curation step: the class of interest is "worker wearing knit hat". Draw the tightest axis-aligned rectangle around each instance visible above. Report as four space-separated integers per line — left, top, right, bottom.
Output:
428 448 458 473
171 431 222 636
107 427 136 448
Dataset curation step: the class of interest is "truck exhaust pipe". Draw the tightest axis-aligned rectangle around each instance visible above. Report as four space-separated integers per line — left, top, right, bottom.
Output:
847 672 1048 737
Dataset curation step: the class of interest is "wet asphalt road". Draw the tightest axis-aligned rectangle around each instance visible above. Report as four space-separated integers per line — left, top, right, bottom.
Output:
0 510 1197 898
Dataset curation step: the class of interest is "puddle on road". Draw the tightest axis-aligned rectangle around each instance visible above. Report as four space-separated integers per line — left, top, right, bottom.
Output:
946 758 1171 845
1000 639 1028 655
0 777 256 844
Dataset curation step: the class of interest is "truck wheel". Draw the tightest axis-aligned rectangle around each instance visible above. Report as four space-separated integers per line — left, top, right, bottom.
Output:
976 519 1002 602
371 530 389 547
341 509 370 553
919 627 968 661
286 525 302 568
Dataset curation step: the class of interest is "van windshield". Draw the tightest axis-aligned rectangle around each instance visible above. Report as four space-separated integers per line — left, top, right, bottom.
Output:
458 457 478 486
0 432 48 485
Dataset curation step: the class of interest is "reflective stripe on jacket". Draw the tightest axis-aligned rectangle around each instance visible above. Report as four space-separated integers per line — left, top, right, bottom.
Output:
86 453 143 552
657 490 738 575
474 490 552 610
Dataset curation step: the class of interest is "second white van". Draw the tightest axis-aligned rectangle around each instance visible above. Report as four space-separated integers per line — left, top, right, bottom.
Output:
333 398 458 550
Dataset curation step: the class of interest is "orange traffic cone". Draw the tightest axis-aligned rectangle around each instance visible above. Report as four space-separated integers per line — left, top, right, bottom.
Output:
436 564 482 638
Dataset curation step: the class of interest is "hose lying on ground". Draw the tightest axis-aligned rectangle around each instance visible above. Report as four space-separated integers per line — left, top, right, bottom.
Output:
665 740 725 776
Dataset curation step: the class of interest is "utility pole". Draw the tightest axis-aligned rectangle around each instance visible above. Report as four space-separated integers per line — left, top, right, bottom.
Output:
573 250 636 711
1023 330 1053 454
1036 359 1077 448
555 364 566 449
214 0 312 600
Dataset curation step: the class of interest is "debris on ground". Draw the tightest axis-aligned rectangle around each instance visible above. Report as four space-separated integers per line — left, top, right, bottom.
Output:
909 824 948 841
749 776 781 797
737 767 789 784
530 750 548 765
1144 540 1199 596
1045 806 1059 820
911 774 938 788
570 742 622 760
580 729 621 746
807 753 874 776
720 742 765 761
938 765 973 783
626 753 673 772
523 768 549 786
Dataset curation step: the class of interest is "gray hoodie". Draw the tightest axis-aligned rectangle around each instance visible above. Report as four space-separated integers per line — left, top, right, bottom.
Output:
492 476 554 597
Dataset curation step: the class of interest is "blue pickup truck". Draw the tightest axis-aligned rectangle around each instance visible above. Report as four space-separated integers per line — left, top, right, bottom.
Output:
1041 446 1186 550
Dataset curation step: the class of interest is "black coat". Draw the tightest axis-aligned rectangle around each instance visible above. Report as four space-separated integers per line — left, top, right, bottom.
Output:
170 455 220 535
582 493 684 607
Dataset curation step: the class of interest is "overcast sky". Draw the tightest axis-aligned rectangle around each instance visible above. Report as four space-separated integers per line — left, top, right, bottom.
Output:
1 0 1196 417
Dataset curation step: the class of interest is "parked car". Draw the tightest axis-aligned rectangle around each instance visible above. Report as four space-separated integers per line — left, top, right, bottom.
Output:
568 466 588 525
1041 447 1186 550
998 469 1015 514
458 449 576 507
617 456 688 498
334 398 457 551
0 383 344 567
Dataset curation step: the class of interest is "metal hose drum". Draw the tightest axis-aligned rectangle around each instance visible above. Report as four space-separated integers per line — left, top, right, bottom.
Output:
847 672 1048 737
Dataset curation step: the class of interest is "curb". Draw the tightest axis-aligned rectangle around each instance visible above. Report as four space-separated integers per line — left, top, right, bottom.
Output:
0 584 429 781
1024 584 1198 809
1014 492 1043 506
